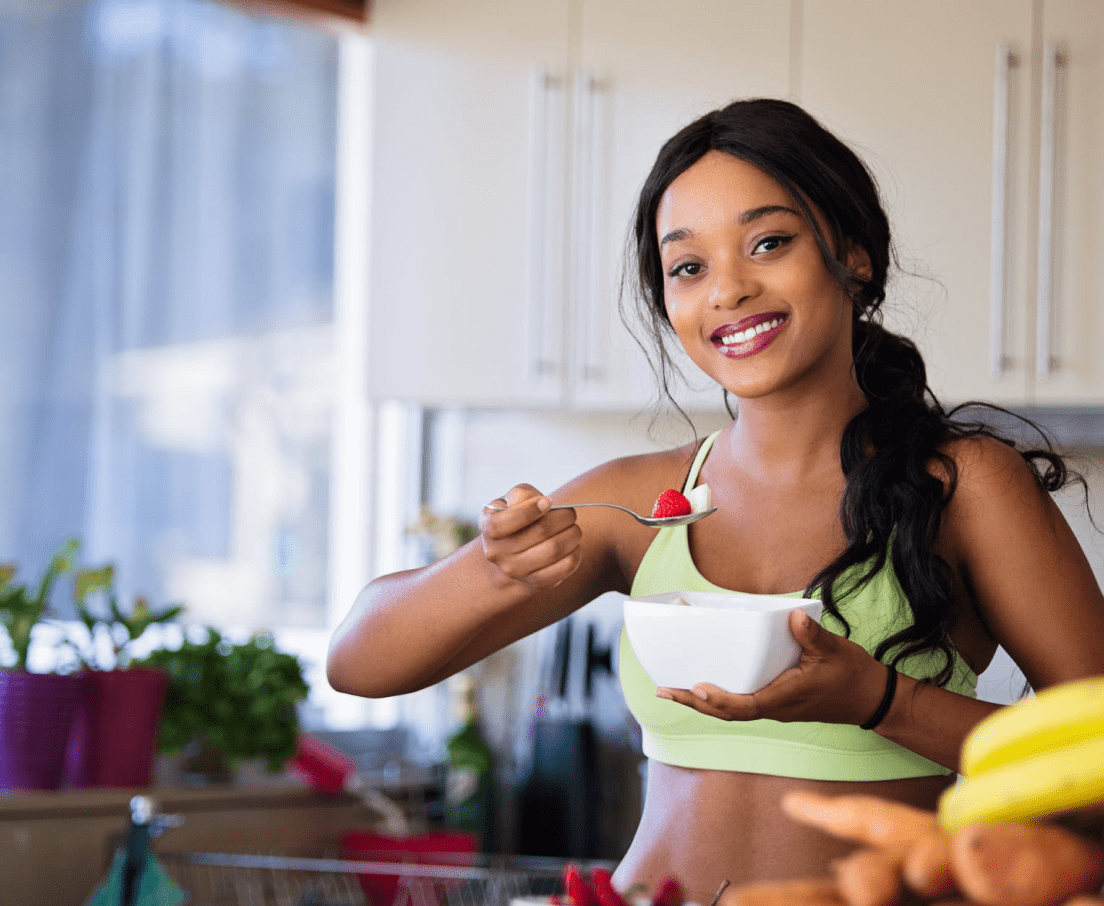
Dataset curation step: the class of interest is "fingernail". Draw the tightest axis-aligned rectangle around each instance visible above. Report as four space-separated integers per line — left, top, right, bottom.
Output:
692 686 709 701
655 689 673 700
537 497 551 512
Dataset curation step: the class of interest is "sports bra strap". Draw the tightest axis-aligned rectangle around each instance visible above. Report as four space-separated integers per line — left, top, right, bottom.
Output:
681 430 722 494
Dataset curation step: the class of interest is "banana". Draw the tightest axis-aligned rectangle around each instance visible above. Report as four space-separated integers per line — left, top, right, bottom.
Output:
960 675 1104 778
939 732 1104 833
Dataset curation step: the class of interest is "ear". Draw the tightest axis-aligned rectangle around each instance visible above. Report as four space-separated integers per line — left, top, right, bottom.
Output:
845 243 873 282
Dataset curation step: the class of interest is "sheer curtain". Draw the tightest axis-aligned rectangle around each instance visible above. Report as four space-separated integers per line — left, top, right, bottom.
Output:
0 0 339 637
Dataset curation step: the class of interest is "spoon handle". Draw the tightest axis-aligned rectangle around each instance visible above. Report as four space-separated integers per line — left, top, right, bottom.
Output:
485 502 635 514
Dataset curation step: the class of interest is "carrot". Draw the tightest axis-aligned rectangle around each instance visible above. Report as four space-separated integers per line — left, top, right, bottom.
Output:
949 821 1104 906
901 828 956 898
780 791 941 854
719 878 846 906
830 847 903 906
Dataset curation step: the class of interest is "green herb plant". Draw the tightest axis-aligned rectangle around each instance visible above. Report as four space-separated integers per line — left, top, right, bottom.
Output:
0 537 80 671
65 563 184 670
135 628 310 773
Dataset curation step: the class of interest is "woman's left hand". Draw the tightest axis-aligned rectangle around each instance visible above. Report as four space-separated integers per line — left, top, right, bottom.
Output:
655 609 889 726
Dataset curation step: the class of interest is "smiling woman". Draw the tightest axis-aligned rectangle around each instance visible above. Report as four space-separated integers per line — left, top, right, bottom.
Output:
327 96 1104 893
656 151 861 404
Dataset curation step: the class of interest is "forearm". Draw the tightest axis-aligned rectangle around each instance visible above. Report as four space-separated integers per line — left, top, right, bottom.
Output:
874 672 1004 773
326 543 536 698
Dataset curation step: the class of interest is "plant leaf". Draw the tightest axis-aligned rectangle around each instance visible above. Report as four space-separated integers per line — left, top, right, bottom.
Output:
75 564 114 603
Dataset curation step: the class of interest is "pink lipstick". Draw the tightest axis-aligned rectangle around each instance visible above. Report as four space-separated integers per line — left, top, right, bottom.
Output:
711 313 787 358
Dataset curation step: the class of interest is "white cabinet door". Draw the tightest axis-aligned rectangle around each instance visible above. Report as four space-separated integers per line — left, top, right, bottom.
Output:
571 1 794 412
366 0 793 412
799 0 1036 406
366 0 572 406
1033 1 1104 404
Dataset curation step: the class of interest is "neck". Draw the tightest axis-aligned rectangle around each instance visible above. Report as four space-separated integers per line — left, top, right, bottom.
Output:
725 376 867 483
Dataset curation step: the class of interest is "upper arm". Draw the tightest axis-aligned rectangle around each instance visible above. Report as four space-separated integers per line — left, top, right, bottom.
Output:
942 437 1104 690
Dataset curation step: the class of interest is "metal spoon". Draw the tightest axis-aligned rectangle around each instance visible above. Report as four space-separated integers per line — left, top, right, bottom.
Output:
484 501 718 528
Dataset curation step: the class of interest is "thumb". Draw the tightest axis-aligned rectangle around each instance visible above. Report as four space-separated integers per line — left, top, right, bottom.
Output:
789 607 828 651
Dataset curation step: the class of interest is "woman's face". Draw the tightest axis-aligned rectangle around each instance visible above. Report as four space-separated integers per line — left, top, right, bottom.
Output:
656 150 864 403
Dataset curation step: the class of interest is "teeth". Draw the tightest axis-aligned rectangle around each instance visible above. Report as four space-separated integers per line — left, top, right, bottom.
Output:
720 317 784 345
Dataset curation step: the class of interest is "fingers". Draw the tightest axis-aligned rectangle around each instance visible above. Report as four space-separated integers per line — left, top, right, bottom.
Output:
480 484 583 589
480 484 549 534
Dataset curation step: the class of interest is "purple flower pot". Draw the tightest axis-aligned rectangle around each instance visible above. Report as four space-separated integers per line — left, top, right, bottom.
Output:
65 667 168 789
0 671 88 791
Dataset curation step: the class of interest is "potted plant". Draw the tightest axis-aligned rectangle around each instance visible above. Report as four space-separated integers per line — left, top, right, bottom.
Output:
0 536 88 791
61 564 184 788
134 628 310 784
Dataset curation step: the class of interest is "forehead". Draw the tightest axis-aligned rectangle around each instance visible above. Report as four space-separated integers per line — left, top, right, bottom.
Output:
656 150 794 233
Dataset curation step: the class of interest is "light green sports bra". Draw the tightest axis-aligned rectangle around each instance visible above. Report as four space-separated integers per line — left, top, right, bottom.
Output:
619 431 977 781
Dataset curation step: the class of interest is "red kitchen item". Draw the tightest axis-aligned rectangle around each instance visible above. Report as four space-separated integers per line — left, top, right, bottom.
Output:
339 829 478 906
291 733 356 793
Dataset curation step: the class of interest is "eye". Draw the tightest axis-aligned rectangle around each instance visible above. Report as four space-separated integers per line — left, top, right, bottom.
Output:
666 261 703 279
752 234 796 255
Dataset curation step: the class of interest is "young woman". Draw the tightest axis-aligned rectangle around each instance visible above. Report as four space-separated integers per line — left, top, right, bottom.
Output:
327 99 1104 893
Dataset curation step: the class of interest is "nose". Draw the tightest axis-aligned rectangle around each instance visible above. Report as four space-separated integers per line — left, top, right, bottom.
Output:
708 261 758 310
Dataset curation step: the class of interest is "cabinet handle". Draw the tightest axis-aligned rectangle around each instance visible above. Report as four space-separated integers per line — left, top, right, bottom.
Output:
526 68 566 379
1036 42 1063 380
989 43 1016 377
570 71 606 384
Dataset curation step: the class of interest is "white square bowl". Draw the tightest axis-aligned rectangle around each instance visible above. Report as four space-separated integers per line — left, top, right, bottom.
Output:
623 590 823 694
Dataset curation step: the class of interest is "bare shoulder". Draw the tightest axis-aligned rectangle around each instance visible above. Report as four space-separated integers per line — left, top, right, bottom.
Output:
554 439 705 511
940 434 1052 511
936 432 1081 585
935 436 1104 688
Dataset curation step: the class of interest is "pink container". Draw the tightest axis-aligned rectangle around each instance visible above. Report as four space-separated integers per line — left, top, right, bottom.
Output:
65 667 168 788
291 733 357 793
0 671 88 791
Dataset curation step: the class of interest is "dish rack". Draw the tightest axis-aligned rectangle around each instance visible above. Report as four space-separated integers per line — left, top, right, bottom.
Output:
156 849 611 906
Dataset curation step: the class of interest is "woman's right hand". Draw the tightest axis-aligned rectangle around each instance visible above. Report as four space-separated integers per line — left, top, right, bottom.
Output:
480 483 583 591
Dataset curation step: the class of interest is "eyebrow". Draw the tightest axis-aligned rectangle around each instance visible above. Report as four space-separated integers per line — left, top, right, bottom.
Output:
660 204 802 247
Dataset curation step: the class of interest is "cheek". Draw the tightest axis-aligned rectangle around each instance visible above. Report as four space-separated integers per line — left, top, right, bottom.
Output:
663 289 692 331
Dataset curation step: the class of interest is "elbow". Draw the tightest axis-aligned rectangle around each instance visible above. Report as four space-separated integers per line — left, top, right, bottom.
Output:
325 640 383 699
326 634 416 699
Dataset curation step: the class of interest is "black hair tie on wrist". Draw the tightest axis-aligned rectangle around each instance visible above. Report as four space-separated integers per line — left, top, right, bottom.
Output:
860 664 898 731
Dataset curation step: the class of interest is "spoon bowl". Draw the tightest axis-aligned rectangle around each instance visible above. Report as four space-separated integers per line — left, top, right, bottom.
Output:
485 501 717 528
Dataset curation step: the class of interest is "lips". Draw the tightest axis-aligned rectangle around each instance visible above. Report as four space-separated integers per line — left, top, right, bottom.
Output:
710 313 788 357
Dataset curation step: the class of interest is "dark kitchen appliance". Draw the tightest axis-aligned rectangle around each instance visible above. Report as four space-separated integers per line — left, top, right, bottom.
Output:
517 617 601 858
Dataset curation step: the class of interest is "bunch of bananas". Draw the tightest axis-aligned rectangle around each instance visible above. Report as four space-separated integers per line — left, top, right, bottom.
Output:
939 675 1104 833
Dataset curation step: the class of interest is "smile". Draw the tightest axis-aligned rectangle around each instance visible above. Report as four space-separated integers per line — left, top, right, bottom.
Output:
711 315 787 356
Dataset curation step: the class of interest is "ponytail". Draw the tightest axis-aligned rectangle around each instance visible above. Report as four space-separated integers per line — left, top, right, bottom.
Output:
807 319 1076 685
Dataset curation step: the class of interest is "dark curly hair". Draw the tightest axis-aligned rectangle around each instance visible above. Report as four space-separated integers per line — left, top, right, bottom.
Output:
623 98 1076 685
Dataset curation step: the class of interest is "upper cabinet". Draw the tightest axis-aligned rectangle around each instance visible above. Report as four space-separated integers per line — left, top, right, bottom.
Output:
800 0 1104 406
1035 1 1104 404
365 0 792 410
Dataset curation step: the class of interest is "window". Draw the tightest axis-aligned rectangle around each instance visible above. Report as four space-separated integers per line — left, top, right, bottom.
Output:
0 1 340 634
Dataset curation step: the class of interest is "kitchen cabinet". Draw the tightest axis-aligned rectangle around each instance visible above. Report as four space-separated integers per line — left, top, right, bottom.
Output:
799 0 1104 406
365 0 793 411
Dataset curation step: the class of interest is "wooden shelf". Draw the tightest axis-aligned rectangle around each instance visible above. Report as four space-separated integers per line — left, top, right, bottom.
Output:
0 782 374 906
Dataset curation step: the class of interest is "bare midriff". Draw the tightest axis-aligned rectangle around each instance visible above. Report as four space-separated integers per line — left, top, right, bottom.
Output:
611 761 954 900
